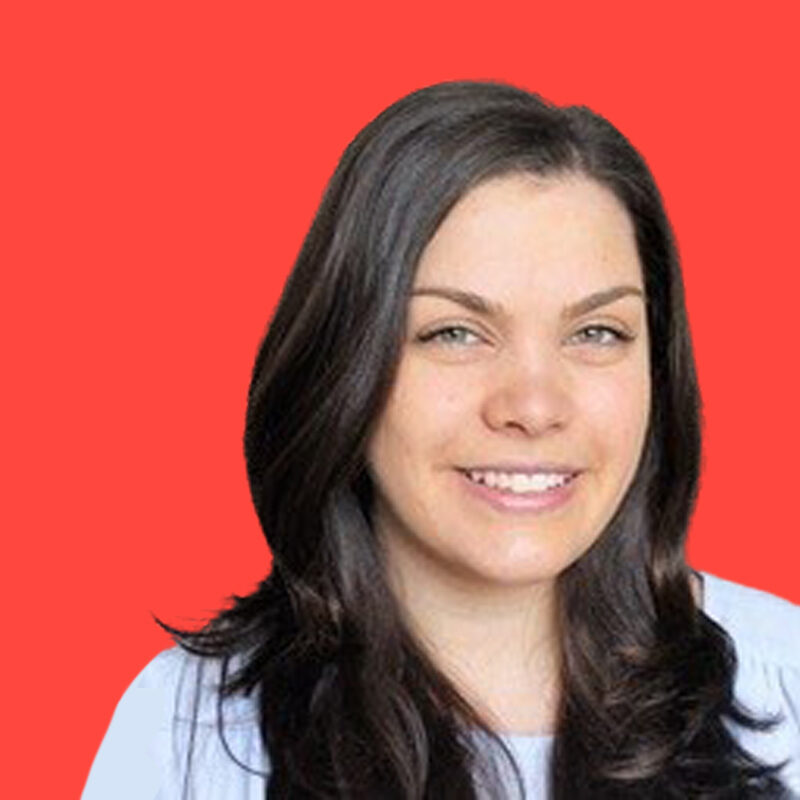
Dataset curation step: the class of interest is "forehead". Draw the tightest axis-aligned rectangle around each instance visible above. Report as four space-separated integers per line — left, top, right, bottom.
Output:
414 173 642 295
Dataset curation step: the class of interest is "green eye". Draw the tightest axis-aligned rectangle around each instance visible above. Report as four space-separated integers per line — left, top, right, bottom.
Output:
571 325 633 346
417 326 483 346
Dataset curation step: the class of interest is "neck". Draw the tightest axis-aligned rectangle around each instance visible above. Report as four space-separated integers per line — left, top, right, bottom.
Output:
385 545 563 735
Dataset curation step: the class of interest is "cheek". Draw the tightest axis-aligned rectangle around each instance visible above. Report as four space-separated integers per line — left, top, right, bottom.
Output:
368 368 466 481
387 364 476 443
577 365 651 460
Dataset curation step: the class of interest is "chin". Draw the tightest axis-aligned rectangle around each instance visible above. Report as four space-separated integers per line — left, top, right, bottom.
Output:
450 540 579 590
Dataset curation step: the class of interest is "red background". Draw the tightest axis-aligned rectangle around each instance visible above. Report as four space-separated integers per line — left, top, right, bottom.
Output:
3 1 799 795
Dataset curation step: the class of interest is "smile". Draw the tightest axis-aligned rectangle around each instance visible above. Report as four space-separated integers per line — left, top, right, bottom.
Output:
464 469 576 494
456 468 581 514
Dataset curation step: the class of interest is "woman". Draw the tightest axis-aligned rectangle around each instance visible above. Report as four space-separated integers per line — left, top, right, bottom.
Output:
82 81 800 798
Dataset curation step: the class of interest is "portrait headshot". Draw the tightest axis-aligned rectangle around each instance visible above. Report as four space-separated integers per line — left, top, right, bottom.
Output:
79 79 800 798
5 2 799 799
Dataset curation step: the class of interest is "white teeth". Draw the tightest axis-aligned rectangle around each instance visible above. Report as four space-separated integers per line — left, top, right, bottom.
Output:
467 470 573 494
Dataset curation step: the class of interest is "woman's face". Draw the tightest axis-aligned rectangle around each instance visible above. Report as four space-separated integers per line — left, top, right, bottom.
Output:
367 173 651 594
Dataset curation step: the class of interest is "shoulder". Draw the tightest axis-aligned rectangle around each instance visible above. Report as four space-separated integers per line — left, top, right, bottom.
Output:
82 646 266 800
700 571 800 793
129 645 261 726
701 570 800 669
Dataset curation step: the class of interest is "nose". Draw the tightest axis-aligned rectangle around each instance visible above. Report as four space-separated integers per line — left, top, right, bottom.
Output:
481 348 572 437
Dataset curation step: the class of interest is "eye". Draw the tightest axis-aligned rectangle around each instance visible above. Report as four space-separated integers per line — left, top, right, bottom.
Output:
569 325 633 347
417 325 484 347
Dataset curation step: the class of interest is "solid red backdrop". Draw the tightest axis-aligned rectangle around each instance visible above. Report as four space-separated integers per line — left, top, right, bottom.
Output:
3 1 798 796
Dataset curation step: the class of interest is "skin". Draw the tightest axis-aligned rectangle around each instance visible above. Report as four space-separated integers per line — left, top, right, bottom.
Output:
366 173 654 734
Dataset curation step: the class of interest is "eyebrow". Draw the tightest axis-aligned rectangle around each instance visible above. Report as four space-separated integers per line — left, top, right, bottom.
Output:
410 284 645 321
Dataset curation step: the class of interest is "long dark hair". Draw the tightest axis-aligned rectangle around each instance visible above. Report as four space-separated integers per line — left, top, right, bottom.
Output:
157 81 790 798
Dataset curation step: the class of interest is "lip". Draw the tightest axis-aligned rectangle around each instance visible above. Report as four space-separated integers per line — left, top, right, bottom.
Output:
456 467 580 514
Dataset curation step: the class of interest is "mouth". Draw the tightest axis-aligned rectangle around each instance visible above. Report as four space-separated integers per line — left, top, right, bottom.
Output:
455 467 582 514
458 467 580 495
